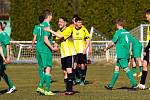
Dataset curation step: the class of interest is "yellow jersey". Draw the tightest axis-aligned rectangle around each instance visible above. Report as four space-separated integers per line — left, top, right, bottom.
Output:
147 23 150 41
72 26 90 54
56 27 76 58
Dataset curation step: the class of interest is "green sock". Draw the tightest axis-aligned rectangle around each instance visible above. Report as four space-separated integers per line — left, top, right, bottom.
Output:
132 67 136 74
38 73 45 88
45 73 51 92
139 66 142 72
125 68 137 86
109 71 119 87
2 74 14 88
38 66 43 80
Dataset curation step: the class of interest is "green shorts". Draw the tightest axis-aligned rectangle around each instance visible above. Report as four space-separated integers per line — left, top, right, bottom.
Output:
132 45 142 58
116 58 128 69
36 51 53 68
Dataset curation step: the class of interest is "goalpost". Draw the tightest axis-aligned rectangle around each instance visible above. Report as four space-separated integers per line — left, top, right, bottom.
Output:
10 24 148 63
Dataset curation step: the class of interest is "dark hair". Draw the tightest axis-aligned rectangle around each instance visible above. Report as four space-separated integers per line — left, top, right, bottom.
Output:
39 15 44 23
75 17 82 22
145 9 150 14
73 14 78 19
60 16 68 22
115 18 124 26
42 10 52 19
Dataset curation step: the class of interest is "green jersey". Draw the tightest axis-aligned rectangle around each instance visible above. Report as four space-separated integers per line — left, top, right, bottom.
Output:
0 31 10 57
112 28 132 59
130 36 142 49
34 21 52 53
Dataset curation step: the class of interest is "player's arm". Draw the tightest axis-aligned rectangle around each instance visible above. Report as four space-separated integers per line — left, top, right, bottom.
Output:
104 41 115 52
32 34 36 46
0 45 5 61
44 27 63 39
6 44 10 63
144 40 150 52
44 36 56 51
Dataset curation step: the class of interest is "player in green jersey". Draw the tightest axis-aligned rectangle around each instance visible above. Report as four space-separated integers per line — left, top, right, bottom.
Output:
36 10 58 96
32 15 44 80
104 18 137 90
130 37 142 77
0 22 16 93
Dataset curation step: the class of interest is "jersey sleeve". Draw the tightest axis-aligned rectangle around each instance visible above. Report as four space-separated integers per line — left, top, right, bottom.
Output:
62 27 72 40
2 33 10 45
112 31 119 43
84 28 90 40
33 25 38 35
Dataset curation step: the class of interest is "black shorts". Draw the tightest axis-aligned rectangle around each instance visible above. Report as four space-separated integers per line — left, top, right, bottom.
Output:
61 56 73 70
143 51 149 62
76 53 87 65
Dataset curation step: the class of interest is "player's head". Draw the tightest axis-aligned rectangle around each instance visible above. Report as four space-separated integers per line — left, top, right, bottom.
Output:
145 9 150 22
75 17 82 28
115 18 124 29
42 10 52 22
58 16 68 29
72 14 78 24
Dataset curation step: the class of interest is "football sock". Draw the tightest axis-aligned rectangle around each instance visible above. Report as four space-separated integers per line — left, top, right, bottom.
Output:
38 66 43 80
45 73 51 92
38 72 45 88
140 70 148 85
125 68 137 86
81 69 86 82
132 67 136 74
109 70 119 87
66 73 73 92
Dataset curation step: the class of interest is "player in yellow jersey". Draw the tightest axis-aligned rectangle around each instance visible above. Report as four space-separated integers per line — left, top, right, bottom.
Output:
138 9 150 89
44 17 76 95
72 17 90 85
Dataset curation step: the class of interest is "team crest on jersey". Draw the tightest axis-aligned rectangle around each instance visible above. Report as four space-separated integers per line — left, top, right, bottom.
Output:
76 32 79 35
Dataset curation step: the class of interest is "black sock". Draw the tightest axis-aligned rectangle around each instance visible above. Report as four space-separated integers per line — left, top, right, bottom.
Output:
77 67 82 79
140 70 148 85
81 69 86 82
66 73 73 92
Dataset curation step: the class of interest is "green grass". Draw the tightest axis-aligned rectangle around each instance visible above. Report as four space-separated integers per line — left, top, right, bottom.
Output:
0 62 150 100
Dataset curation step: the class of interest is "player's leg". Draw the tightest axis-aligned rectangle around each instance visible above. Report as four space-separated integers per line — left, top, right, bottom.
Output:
105 61 120 90
133 45 142 77
36 51 43 80
44 52 55 95
131 58 137 77
136 58 143 77
1 64 16 93
65 56 74 95
138 49 149 89
79 54 86 85
121 59 137 89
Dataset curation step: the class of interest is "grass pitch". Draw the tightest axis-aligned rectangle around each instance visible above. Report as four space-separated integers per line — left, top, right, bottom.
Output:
0 61 150 100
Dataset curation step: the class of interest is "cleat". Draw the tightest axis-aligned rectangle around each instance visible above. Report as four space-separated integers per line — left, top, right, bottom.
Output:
36 87 44 94
44 91 56 96
6 86 16 94
133 73 137 77
65 91 74 95
130 85 138 91
138 84 146 90
104 84 112 90
137 72 142 77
